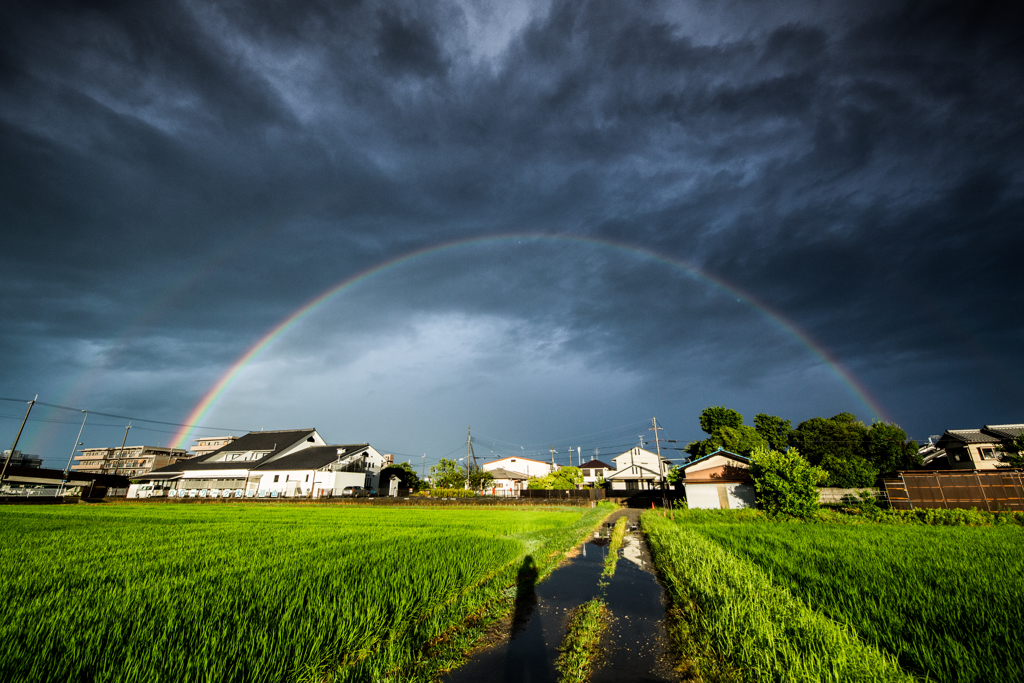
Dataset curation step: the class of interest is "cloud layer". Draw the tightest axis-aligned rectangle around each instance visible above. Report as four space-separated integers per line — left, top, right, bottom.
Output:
1 0 1021 463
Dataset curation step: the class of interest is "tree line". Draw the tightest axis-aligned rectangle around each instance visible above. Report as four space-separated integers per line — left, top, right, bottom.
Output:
684 406 922 487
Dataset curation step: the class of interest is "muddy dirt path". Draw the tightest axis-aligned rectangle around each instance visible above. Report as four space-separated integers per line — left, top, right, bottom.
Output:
443 510 677 683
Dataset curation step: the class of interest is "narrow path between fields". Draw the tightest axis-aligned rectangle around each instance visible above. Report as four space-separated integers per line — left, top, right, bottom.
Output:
443 507 678 683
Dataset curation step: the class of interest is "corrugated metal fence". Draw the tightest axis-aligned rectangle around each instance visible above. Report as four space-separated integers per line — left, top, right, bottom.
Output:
883 470 1024 511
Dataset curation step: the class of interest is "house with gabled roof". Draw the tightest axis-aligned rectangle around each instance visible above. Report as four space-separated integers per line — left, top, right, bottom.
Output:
138 429 390 498
578 459 612 487
484 468 529 496
933 423 1024 471
481 455 557 478
680 448 756 510
605 447 672 493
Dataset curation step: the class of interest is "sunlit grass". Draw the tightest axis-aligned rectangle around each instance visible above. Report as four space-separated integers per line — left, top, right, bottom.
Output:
693 517 1024 682
643 512 913 683
0 503 610 682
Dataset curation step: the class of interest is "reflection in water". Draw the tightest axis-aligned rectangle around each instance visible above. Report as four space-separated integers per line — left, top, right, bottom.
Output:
446 519 676 683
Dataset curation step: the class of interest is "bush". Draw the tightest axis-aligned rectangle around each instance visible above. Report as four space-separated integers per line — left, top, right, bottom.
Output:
749 447 826 518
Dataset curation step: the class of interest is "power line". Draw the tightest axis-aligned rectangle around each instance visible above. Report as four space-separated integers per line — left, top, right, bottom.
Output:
0 396 246 433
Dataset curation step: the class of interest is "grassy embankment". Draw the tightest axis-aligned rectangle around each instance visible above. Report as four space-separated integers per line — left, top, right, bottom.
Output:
555 598 611 683
0 503 611 683
602 516 627 577
644 509 1024 683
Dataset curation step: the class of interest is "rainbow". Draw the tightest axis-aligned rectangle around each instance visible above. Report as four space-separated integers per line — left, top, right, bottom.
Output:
171 233 887 449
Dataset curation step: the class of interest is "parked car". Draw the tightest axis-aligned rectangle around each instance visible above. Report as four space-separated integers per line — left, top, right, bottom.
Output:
341 486 368 497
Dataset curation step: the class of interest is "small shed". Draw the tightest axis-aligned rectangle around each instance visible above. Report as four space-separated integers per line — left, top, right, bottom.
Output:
681 449 756 510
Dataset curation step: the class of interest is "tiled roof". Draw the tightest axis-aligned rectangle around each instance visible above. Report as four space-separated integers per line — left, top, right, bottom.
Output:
578 459 612 470
200 429 317 460
149 429 317 474
487 468 529 480
984 424 1024 440
255 445 368 471
941 429 994 444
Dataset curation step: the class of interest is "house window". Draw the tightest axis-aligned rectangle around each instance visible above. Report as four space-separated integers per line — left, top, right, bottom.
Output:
980 448 996 460
273 475 279 483
305 475 309 482
582 469 591 477
510 459 516 462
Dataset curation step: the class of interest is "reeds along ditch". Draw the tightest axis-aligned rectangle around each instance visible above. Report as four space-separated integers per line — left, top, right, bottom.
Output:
0 503 612 683
602 517 627 577
642 513 914 683
555 598 610 683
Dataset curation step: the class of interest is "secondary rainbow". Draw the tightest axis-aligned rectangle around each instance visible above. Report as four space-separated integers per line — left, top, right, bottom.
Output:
171 234 887 449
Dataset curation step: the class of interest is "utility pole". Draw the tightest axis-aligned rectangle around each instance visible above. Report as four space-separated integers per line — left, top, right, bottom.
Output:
649 417 670 514
467 426 478 471
58 410 88 496
422 453 426 480
550 447 557 468
116 422 131 474
1 395 37 485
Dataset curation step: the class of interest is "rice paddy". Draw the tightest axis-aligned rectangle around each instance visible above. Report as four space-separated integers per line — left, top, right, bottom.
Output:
644 509 1024 683
0 502 610 682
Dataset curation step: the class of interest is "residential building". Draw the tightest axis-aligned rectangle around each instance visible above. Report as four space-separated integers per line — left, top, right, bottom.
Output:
72 445 188 478
139 429 390 498
933 423 1024 471
578 459 612 487
484 468 529 496
680 448 756 510
1 450 43 468
191 435 238 457
481 456 557 478
605 447 672 493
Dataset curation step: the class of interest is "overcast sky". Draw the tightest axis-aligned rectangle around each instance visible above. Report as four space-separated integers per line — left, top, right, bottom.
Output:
2 0 1022 468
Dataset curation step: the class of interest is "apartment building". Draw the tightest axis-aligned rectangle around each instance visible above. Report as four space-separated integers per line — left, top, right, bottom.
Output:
191 435 238 457
73 446 189 478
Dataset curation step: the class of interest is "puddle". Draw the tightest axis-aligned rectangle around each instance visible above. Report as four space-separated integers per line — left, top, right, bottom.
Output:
444 519 677 683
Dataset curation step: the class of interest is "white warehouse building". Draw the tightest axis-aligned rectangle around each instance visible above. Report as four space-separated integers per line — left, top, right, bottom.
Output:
136 429 391 498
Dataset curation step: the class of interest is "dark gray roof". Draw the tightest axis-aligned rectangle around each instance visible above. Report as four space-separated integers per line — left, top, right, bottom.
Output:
579 459 612 470
487 467 529 480
984 424 1024 440
255 445 369 471
937 429 994 445
201 429 317 460
148 429 317 475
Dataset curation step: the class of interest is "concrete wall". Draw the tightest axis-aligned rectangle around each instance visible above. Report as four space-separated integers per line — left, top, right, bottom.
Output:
818 487 880 504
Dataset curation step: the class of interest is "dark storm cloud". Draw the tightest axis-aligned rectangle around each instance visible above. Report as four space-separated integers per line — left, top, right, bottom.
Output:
1 0 1022 455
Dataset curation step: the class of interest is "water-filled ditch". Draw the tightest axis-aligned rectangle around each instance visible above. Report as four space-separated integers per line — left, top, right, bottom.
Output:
444 513 677 683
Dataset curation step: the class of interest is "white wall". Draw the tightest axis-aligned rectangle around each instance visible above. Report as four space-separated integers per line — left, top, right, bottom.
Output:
482 457 555 477
684 482 756 510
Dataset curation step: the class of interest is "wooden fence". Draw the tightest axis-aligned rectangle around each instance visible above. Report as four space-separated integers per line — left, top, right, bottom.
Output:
883 470 1024 511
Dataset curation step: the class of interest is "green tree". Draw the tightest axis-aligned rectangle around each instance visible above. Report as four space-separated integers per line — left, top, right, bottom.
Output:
749 446 826 518
789 413 875 487
380 462 424 491
699 405 744 434
430 458 466 489
865 422 921 476
527 467 583 490
687 425 767 457
754 413 792 451
997 432 1024 468
818 452 878 488
466 468 495 491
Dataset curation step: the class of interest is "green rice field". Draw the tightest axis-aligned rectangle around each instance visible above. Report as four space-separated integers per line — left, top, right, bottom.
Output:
0 502 610 682
644 510 1024 683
